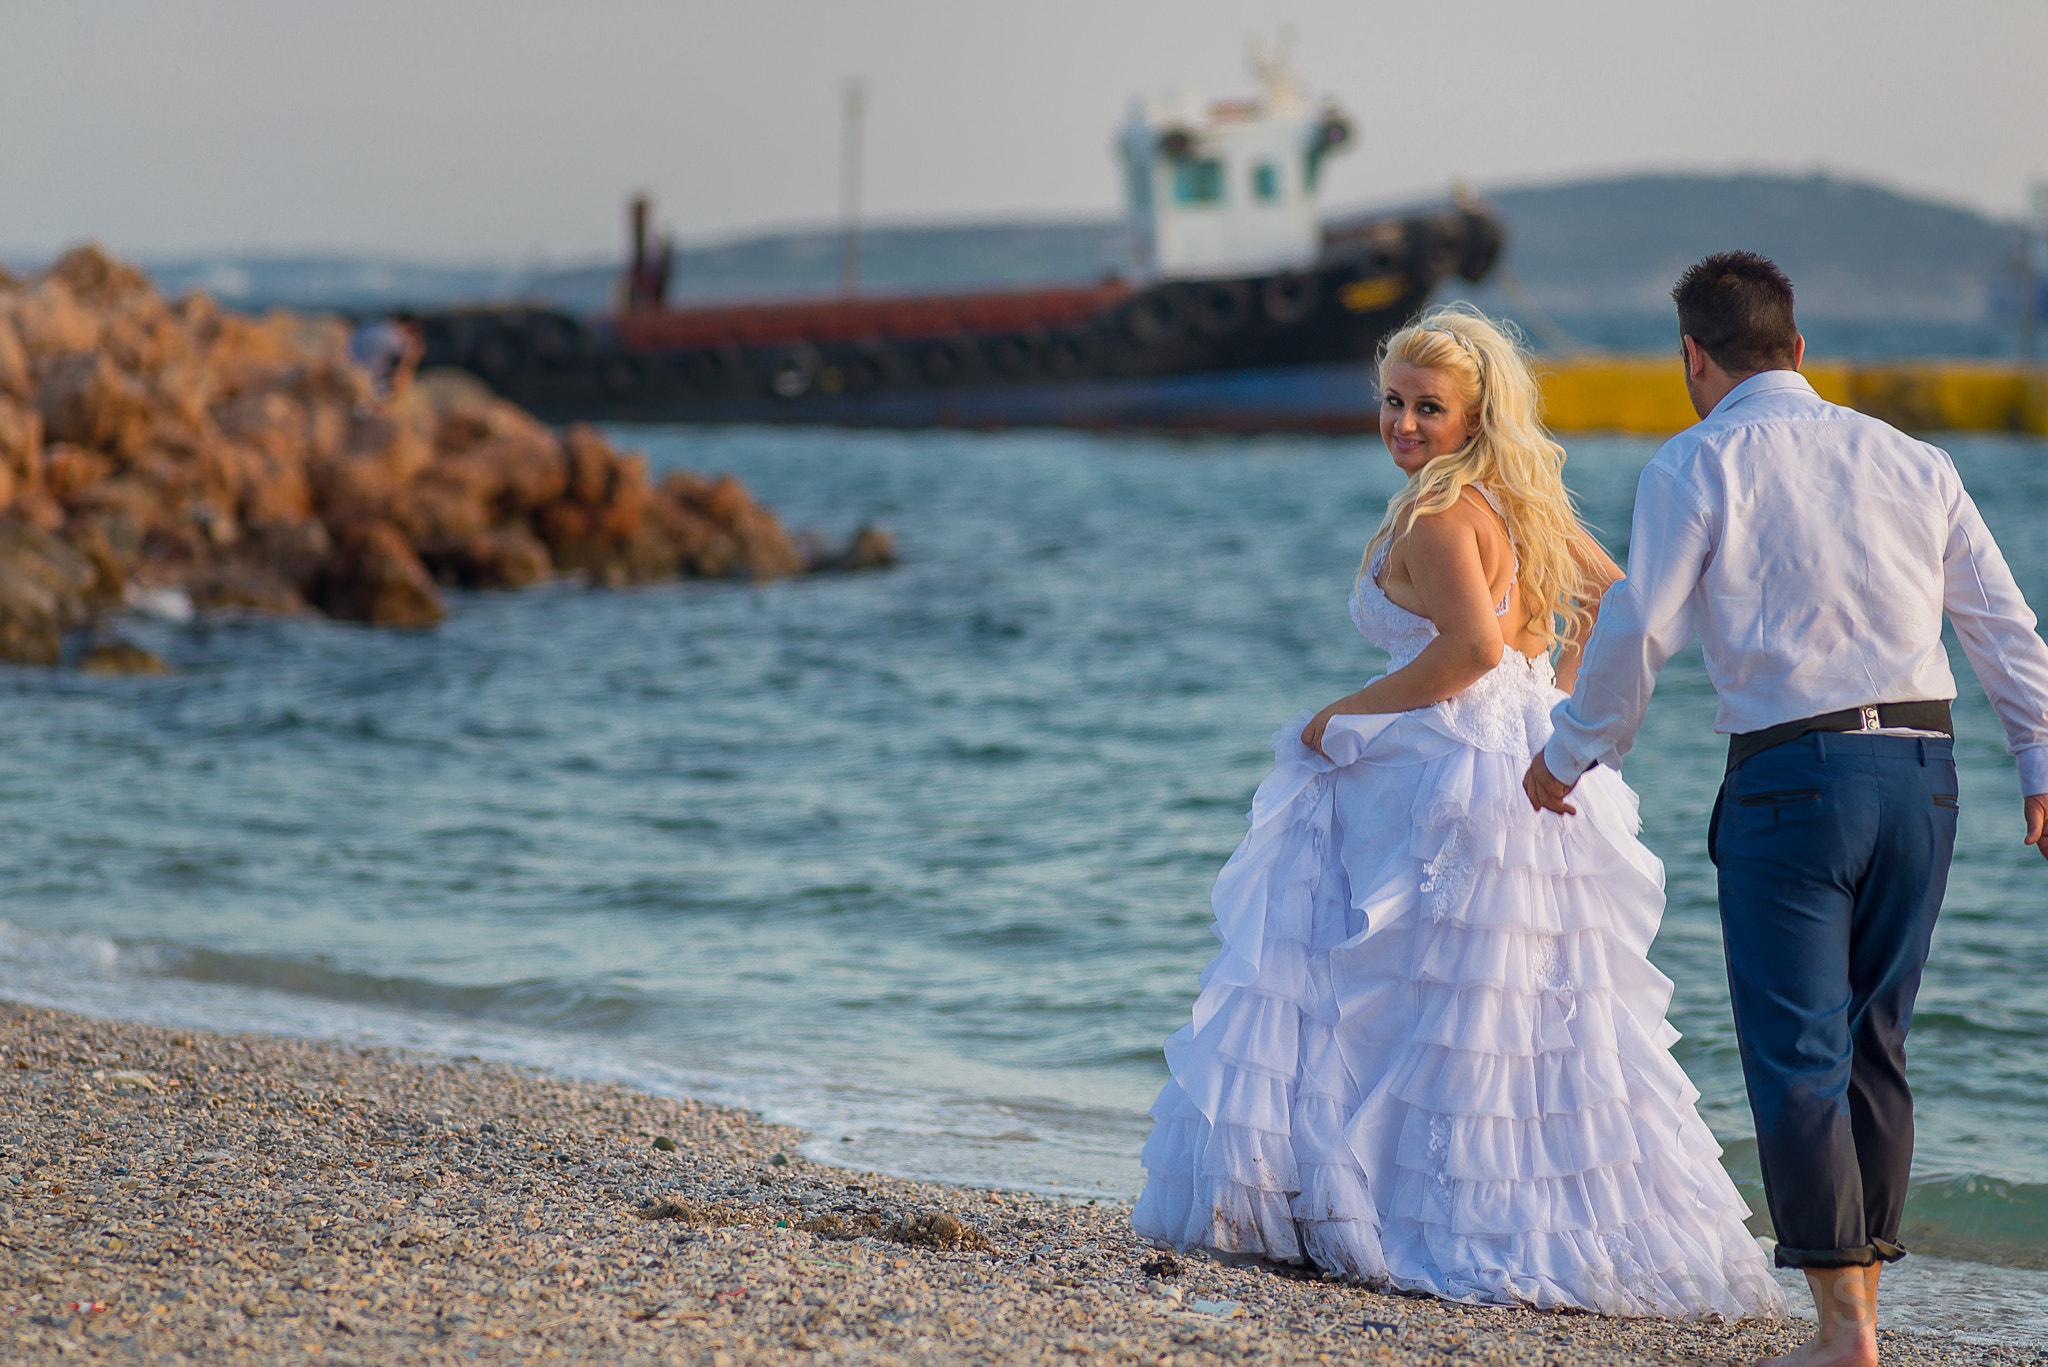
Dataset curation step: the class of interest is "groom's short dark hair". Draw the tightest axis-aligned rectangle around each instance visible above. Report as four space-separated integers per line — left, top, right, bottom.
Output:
1672 252 1798 376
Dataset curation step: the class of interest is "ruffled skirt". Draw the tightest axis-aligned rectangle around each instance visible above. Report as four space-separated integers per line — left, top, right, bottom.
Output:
1131 665 1783 1319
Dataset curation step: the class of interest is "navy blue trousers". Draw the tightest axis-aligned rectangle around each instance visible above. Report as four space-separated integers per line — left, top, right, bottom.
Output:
1711 732 1958 1269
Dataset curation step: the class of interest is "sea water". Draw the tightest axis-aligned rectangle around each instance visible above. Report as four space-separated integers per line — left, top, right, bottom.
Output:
4 424 2046 1342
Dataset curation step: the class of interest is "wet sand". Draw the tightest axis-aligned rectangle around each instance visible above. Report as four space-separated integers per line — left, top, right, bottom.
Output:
0 1002 2025 1366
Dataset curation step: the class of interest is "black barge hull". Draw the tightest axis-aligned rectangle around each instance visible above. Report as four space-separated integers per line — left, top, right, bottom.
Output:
415 206 1502 431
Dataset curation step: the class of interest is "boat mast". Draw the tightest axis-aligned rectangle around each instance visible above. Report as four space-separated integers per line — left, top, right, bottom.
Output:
840 78 867 297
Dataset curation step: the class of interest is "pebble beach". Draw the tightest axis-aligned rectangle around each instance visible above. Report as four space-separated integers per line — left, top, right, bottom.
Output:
4 1003 2033 1367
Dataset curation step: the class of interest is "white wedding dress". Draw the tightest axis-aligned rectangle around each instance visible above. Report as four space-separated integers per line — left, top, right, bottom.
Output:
1132 497 1782 1319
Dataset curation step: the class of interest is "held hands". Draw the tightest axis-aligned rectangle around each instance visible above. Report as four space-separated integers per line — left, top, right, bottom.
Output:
1522 751 1580 817
2027 794 2048 863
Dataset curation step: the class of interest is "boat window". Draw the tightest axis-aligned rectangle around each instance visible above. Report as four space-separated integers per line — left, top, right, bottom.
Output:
1251 162 1280 203
1172 158 1225 206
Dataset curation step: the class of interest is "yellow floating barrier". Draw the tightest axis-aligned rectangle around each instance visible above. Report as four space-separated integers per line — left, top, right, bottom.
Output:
1534 355 2048 438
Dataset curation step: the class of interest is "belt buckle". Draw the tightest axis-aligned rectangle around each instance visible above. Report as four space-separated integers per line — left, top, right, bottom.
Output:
1857 705 1882 732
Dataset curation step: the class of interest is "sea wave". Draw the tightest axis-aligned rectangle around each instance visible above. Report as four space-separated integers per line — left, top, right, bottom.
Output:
0 920 645 1034
2 916 2042 1282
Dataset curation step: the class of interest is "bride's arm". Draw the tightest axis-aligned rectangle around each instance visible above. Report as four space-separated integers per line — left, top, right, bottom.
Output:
1550 529 1625 697
1302 507 1506 756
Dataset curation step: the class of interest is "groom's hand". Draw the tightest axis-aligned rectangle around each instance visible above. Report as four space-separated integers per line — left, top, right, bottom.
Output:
1522 752 1579 817
2026 793 2048 862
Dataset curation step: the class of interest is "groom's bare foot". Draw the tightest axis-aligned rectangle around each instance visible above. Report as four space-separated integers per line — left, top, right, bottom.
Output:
1756 1265 1880 1367
1755 1324 1879 1367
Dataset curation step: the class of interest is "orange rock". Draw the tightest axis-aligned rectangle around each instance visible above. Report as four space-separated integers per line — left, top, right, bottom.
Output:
10 279 102 357
698 473 754 526
37 351 156 457
0 516 96 664
0 395 41 492
303 397 353 464
476 431 567 514
534 501 600 571
310 411 434 520
99 294 184 377
418 450 507 507
230 439 316 526
148 357 219 429
170 292 225 350
47 244 154 309
563 424 617 505
79 639 170 674
203 312 307 402
8 489 63 534
420 526 554 591
241 517 333 594
313 521 445 628
841 524 898 571
418 370 547 453
188 560 309 615
64 507 149 603
391 477 493 552
0 247 843 649
43 444 112 503
0 312 31 399
214 390 309 466
593 458 651 541
685 474 805 580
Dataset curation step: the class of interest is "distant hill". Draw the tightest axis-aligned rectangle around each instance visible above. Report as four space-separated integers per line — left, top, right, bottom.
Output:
7 171 2023 351
1455 172 2021 321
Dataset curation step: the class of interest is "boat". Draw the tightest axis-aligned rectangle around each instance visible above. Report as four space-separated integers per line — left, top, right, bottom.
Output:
413 56 1503 432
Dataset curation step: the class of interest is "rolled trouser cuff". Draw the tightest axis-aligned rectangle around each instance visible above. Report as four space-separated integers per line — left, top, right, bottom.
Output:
1772 1238 1907 1269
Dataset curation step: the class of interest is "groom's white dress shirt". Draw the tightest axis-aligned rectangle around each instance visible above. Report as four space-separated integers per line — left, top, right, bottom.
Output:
1545 369 2048 797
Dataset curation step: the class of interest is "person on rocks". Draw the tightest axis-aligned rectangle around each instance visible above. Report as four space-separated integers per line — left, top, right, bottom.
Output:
1133 304 1784 1320
1524 253 2048 1367
349 312 423 408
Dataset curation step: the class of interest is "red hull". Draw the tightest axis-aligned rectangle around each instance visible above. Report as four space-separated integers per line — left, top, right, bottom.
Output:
612 282 1135 352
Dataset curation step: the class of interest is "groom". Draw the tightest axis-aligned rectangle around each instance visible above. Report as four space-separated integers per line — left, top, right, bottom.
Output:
1523 251 2048 1367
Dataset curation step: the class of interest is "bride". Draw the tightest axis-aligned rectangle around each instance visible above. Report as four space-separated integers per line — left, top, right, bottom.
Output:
1131 306 1782 1319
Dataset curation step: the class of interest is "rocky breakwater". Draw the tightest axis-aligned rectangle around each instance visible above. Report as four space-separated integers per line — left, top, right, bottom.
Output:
0 245 891 666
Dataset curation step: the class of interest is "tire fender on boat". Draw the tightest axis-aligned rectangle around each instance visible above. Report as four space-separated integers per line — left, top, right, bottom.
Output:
985 330 1046 378
599 354 645 398
1122 287 1190 348
472 322 529 381
913 335 978 386
839 338 906 394
765 343 822 400
1190 280 1255 338
681 343 746 395
1043 326 1105 379
1260 273 1317 325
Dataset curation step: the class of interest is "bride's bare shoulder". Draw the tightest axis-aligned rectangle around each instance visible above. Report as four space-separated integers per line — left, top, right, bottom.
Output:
1393 488 1504 560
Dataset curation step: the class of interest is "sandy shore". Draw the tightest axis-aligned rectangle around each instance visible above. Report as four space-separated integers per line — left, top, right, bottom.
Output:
0 1002 2026 1367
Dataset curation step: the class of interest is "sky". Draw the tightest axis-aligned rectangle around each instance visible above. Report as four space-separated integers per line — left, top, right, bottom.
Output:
4 0 2045 264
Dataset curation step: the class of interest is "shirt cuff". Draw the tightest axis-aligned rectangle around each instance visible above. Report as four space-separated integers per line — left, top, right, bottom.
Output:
1542 735 1595 786
2018 745 2048 799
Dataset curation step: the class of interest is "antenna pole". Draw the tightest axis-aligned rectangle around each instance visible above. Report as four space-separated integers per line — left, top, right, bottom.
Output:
840 78 867 297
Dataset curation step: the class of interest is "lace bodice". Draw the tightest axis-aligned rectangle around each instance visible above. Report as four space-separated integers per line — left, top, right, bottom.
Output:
1346 485 1557 752
1349 485 1521 673
1349 567 1444 673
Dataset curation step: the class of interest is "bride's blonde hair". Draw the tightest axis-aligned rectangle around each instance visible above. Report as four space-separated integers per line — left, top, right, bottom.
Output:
1360 304 1598 654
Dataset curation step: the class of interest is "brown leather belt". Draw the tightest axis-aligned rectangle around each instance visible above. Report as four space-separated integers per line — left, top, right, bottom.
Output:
1726 700 1953 772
